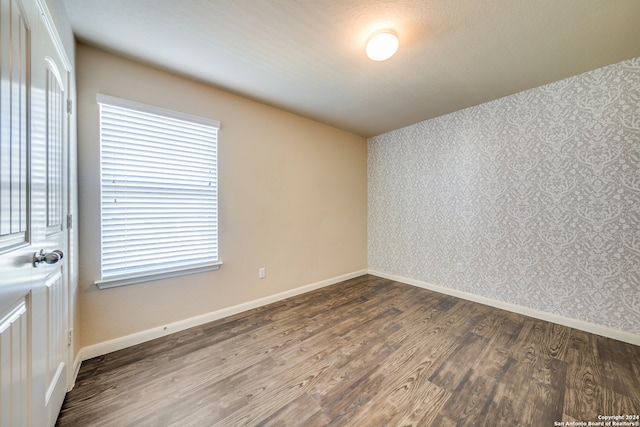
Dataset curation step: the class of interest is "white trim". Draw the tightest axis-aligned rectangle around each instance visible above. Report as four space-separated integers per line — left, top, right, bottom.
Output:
95 262 223 289
45 363 65 404
76 270 368 363
44 57 64 89
0 301 27 334
96 93 220 128
368 269 640 346
35 0 72 71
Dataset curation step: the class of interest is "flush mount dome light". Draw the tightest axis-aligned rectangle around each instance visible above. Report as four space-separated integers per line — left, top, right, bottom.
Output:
366 29 399 61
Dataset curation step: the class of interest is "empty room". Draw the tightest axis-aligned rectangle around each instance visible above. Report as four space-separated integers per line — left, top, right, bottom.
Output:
0 0 639 426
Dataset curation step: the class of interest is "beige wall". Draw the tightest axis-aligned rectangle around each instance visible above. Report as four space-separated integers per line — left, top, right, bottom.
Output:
76 44 367 348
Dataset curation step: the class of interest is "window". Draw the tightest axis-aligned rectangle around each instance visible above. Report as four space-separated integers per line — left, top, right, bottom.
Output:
95 94 221 289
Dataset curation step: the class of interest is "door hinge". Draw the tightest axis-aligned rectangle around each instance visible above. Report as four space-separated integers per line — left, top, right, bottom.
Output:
68 330 73 347
67 214 73 229
67 99 73 114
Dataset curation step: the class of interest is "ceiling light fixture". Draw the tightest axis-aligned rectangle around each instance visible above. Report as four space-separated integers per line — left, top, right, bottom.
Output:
366 29 399 61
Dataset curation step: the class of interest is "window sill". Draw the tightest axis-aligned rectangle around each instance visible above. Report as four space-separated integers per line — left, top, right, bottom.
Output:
94 261 223 290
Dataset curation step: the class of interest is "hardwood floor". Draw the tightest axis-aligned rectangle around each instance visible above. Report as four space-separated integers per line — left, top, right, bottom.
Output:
56 275 640 426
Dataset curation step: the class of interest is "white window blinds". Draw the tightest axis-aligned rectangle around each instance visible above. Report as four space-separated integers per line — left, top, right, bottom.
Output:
96 94 220 288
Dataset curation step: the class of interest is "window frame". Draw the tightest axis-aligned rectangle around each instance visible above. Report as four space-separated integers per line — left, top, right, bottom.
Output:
95 94 222 289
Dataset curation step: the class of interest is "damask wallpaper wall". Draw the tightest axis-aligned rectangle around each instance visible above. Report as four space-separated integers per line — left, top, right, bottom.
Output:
368 57 640 336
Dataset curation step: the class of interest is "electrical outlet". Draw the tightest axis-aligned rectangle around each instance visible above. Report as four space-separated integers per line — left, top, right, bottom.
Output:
258 267 266 279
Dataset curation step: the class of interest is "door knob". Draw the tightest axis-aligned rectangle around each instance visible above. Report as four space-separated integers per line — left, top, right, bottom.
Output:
33 249 64 267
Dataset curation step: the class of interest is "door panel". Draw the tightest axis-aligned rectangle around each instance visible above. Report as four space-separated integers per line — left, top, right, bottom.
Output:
0 0 32 314
0 0 29 243
44 270 66 409
31 16 69 427
0 299 28 427
1 0 70 425
0 3 32 425
45 59 64 236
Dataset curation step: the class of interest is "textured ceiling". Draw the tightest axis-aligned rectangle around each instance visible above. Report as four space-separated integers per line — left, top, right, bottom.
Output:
62 0 640 137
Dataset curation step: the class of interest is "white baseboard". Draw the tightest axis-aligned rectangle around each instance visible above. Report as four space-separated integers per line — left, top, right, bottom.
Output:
368 269 640 346
72 267 638 391
76 269 368 365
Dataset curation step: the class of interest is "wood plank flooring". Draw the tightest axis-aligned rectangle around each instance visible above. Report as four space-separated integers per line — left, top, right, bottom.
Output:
56 275 640 426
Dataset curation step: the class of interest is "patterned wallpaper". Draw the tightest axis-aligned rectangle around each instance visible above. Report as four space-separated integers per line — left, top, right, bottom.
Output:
368 57 640 335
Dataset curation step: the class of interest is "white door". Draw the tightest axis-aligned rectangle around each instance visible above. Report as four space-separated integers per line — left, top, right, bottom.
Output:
30 32 70 427
0 0 70 425
0 0 35 425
